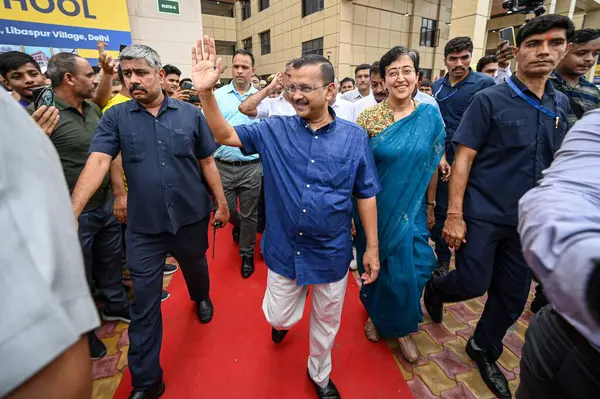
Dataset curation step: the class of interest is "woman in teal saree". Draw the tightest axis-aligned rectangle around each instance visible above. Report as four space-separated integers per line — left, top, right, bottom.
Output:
355 47 446 363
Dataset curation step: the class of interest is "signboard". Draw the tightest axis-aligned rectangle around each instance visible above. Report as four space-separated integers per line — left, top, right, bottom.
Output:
594 64 600 86
158 0 180 15
0 0 132 66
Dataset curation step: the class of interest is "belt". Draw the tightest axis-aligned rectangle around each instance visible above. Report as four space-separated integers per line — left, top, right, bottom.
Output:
552 309 600 361
215 158 260 167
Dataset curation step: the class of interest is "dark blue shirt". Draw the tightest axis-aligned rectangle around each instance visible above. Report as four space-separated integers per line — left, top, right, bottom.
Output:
432 68 495 160
90 95 218 234
452 74 570 226
235 109 381 285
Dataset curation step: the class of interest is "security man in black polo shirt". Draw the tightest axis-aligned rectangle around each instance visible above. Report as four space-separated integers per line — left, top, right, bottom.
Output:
70 44 229 399
424 15 574 399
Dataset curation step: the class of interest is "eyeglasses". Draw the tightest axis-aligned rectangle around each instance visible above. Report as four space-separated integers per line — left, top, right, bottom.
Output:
284 84 329 94
387 68 416 78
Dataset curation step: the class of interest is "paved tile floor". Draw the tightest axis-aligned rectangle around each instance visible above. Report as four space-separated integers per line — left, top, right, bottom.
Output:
91 258 534 399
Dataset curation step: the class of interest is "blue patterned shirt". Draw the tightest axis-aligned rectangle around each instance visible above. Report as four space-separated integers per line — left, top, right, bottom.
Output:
235 108 381 285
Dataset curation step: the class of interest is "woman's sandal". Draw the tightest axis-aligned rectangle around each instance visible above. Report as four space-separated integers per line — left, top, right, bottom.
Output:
364 318 381 342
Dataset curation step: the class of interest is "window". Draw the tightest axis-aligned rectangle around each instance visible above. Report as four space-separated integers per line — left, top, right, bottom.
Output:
201 0 234 17
260 31 271 55
215 40 236 56
302 0 324 17
241 0 251 20
419 69 432 80
242 37 253 54
259 0 269 12
419 18 439 47
302 37 323 56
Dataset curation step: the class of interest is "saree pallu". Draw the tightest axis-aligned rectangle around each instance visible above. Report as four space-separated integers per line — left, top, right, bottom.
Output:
354 104 445 338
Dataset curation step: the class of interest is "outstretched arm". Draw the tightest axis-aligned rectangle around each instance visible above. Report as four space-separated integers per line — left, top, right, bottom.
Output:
192 36 242 147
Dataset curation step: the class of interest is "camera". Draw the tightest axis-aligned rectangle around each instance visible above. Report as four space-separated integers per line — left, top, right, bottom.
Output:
502 0 546 17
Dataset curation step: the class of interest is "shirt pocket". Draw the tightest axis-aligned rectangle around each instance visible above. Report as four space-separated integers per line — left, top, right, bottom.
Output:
122 131 146 162
493 120 530 148
171 128 194 157
325 154 353 190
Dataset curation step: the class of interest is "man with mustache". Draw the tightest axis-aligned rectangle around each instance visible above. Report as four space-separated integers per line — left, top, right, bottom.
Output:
424 15 574 399
27 53 131 362
430 37 495 278
70 44 229 398
195 36 381 399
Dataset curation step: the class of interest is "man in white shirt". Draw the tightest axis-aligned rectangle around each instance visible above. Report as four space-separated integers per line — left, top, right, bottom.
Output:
341 64 372 103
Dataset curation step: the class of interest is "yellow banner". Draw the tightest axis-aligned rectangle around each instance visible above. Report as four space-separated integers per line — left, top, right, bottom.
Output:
0 0 130 31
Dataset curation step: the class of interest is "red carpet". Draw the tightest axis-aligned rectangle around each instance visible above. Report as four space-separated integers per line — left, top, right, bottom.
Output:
114 225 412 399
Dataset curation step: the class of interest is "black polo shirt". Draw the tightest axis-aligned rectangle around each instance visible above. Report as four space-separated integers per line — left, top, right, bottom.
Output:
452 74 570 226
90 95 218 234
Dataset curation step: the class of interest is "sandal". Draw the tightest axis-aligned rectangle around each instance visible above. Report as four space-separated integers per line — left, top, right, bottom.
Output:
364 318 381 342
397 336 419 363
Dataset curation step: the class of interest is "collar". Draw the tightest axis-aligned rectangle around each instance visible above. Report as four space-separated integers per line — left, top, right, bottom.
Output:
225 82 257 96
54 95 91 112
295 106 338 133
127 90 179 112
551 71 595 88
508 74 556 100
442 67 477 87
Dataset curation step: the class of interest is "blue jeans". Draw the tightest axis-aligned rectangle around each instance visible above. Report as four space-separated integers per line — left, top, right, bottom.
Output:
78 198 128 311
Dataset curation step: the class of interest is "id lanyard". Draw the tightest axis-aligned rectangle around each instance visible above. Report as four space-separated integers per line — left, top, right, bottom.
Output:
434 82 460 102
507 78 560 128
232 91 245 103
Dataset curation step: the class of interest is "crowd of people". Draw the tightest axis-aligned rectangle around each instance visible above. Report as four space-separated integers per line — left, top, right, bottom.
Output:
1 12 599 399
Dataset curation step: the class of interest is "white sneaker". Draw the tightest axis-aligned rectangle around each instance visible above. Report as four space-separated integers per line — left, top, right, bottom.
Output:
349 246 358 270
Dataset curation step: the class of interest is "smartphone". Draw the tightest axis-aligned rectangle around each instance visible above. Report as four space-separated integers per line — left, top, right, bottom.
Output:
180 81 200 103
32 86 55 109
499 26 516 47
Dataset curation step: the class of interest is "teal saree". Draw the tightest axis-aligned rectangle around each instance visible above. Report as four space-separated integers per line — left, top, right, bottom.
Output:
354 103 445 338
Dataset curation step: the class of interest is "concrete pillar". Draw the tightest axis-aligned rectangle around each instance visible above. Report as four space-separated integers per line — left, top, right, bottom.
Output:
554 0 576 18
583 10 600 29
449 0 492 63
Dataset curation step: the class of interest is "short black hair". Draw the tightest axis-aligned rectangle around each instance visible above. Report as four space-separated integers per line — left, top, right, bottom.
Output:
0 51 41 79
92 65 101 74
163 64 182 77
420 78 432 87
233 49 255 67
340 77 355 86
180 78 192 86
292 54 335 84
354 63 371 76
444 37 473 58
571 28 600 45
476 55 498 72
369 62 381 77
516 14 575 47
46 53 83 88
379 46 420 78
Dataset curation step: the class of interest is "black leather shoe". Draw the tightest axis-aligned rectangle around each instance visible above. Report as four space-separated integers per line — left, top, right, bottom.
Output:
424 280 443 323
271 327 288 344
88 332 107 360
466 338 511 399
128 380 165 399
232 226 240 244
307 369 341 399
197 298 214 324
241 255 254 278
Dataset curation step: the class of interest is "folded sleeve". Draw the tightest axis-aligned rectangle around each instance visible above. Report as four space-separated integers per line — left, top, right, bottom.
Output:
235 120 269 156
89 107 121 158
196 110 219 159
353 132 381 198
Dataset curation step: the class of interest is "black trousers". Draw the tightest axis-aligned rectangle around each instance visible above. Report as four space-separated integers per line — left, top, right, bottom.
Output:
126 218 210 390
517 306 600 399
432 217 532 360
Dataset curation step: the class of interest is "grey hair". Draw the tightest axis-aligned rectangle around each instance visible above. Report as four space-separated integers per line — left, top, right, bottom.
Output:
47 52 83 88
119 44 162 70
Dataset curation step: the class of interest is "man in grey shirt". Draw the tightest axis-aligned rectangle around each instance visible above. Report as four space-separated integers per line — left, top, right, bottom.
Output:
0 88 100 397
517 109 600 398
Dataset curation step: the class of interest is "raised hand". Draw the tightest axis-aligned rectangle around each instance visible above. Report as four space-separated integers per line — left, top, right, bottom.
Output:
192 36 223 94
